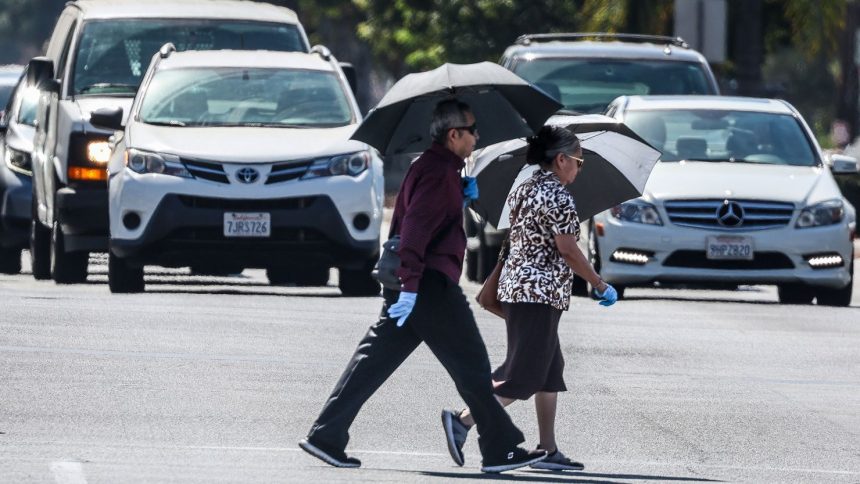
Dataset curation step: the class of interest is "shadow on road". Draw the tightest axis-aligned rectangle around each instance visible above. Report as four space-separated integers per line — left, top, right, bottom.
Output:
413 469 723 482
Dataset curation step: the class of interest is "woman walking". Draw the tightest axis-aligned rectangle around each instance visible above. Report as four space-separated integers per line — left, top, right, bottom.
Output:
441 125 617 471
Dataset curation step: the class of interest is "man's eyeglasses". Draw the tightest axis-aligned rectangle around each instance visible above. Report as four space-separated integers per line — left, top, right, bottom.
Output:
565 153 585 168
452 123 478 135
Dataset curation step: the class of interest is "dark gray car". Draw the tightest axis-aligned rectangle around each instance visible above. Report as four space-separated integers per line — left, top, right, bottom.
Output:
465 33 721 283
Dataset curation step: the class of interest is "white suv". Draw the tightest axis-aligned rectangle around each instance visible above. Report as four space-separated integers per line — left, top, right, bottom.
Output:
593 95 856 305
90 45 383 295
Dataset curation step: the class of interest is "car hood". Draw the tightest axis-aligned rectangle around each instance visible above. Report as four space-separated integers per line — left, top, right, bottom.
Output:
76 97 135 126
126 124 368 161
644 161 839 206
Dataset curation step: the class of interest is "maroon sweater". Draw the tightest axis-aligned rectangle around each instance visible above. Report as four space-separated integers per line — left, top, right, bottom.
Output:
391 143 466 292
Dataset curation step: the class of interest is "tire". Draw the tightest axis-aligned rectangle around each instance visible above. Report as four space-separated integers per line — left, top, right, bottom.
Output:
571 275 588 297
266 266 330 286
50 221 88 284
108 251 144 293
816 262 853 307
465 249 479 281
339 262 381 297
464 215 480 282
30 219 51 280
777 283 815 305
0 247 22 274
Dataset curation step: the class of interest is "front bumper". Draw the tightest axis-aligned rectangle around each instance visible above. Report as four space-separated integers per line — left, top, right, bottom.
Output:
0 166 32 248
109 168 383 269
595 215 854 289
111 193 379 268
56 186 109 252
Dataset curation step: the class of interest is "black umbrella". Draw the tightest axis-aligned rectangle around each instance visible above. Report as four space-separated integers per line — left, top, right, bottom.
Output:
351 62 562 155
472 114 661 227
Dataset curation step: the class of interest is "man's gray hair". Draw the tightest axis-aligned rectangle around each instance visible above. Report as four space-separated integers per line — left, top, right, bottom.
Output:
429 99 471 144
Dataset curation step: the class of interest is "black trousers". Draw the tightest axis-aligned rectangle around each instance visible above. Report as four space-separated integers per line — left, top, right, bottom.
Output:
307 270 525 458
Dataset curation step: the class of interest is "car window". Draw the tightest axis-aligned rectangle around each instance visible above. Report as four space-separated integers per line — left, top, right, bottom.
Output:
513 58 713 113
0 84 15 108
72 19 305 96
16 87 39 126
138 67 354 128
624 109 818 166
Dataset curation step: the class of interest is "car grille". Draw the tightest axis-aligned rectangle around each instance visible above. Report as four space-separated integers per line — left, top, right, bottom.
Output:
166 227 325 242
177 195 319 211
663 250 794 270
664 199 795 230
182 159 229 183
266 160 314 184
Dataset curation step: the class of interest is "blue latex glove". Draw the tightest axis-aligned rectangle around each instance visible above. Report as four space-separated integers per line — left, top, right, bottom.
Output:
387 291 417 327
594 283 618 307
462 176 479 207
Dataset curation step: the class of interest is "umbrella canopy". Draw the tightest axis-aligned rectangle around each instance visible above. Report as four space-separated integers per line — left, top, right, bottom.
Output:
351 62 562 155
472 114 661 228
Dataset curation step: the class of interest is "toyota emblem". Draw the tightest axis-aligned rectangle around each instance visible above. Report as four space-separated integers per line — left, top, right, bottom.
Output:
236 167 259 184
716 200 744 227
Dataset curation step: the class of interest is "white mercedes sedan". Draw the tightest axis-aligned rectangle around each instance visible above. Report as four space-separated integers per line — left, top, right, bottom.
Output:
590 95 857 305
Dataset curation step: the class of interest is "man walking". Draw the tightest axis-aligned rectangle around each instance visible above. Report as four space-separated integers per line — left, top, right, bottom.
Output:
299 99 546 473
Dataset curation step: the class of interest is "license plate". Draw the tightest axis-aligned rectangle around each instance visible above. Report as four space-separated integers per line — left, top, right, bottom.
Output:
224 212 270 237
706 235 753 260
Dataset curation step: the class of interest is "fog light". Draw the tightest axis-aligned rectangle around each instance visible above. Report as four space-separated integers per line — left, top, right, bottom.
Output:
122 212 141 230
805 253 844 269
610 249 652 265
353 213 370 231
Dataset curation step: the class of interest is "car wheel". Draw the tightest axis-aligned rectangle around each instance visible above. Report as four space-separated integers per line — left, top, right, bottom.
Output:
816 262 853 307
0 247 22 274
464 215 481 282
777 283 815 305
338 260 381 296
266 266 330 286
30 218 51 280
108 251 144 293
50 220 88 284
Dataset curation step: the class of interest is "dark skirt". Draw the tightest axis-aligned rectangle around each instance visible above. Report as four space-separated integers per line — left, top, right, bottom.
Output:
491 301 567 400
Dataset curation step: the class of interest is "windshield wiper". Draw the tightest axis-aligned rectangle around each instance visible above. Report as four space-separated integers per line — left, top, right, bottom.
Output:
78 83 137 94
204 122 313 128
145 120 187 127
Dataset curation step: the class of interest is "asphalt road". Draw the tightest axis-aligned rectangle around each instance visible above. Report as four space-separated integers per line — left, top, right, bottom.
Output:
1 255 858 483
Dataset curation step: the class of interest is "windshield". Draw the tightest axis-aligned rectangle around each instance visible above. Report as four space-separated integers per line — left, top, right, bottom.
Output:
72 19 305 96
513 58 713 113
138 67 354 128
624 109 818 166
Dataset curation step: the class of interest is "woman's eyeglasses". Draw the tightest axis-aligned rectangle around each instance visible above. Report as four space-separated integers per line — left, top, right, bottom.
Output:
453 123 478 135
565 153 585 168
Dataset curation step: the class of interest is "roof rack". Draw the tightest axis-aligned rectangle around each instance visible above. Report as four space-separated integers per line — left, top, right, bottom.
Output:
159 43 176 58
515 33 689 49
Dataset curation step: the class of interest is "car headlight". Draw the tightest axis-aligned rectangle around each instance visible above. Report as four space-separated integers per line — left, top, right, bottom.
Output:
4 146 32 176
87 141 112 164
796 199 844 228
125 149 191 178
609 200 663 225
302 151 370 180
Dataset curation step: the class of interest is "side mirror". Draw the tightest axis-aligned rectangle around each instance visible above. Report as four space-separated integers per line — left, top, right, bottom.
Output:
90 106 124 131
27 57 55 89
339 62 358 95
828 153 859 175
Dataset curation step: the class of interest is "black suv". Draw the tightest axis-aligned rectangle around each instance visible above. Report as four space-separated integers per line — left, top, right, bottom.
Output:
466 33 720 282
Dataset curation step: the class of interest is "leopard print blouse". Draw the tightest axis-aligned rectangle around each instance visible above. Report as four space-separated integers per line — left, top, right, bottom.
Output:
497 169 580 311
